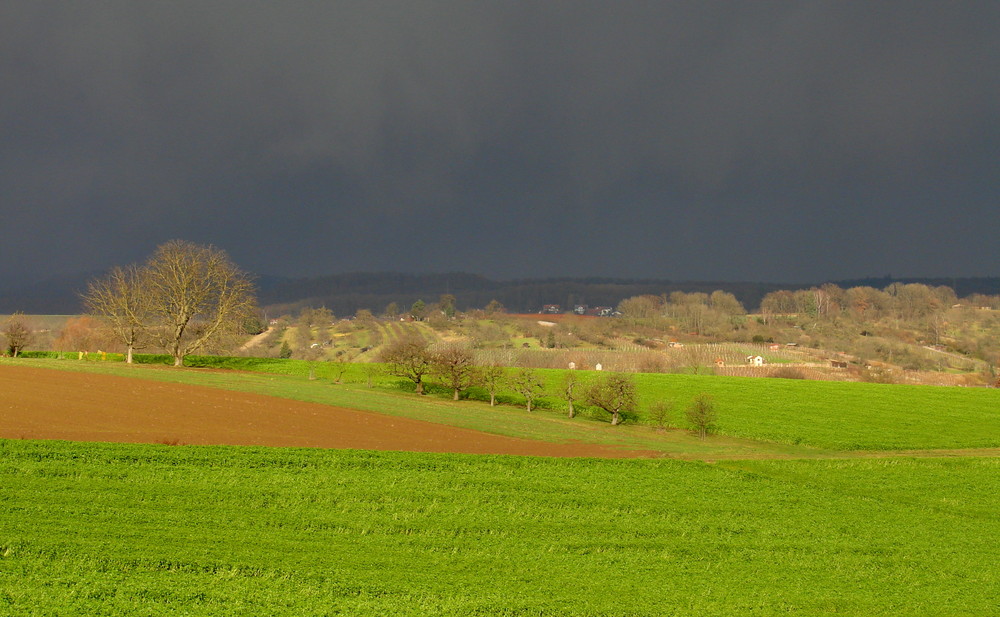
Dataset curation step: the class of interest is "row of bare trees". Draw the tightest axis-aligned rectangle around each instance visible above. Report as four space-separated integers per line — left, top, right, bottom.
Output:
377 336 718 434
84 240 257 366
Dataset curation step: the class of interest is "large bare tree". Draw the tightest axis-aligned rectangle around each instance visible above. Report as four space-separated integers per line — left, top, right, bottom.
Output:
379 336 433 394
144 240 257 366
432 344 475 400
2 313 33 357
83 264 150 363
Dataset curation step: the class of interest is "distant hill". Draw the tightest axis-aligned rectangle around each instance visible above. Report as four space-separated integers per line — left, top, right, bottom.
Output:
2 271 997 316
254 273 791 317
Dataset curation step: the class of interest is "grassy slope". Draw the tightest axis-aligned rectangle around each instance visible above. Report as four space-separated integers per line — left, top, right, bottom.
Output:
1 440 996 616
7 357 999 453
3 358 997 615
631 372 1000 450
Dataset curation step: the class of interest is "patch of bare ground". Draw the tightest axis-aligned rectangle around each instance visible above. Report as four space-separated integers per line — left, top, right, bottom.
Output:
0 365 655 458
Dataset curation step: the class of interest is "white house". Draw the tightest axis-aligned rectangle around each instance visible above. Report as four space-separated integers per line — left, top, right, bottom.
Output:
746 355 765 366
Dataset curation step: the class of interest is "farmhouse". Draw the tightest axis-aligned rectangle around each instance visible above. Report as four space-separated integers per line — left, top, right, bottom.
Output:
746 355 765 366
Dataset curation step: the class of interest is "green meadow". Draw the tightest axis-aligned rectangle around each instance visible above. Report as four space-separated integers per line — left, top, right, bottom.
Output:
1 441 997 616
2 358 998 615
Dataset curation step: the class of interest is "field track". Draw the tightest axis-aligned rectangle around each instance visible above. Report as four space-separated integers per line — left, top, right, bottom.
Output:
0 365 653 458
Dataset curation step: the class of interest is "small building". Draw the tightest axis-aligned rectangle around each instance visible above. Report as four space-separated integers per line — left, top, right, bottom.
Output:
746 355 765 366
541 304 561 314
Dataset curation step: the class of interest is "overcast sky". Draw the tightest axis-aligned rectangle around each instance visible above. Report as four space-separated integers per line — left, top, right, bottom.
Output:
1 2 997 286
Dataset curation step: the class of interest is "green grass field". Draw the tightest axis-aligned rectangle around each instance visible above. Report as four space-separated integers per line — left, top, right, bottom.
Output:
2 358 999 614
1 440 996 616
11 356 1000 453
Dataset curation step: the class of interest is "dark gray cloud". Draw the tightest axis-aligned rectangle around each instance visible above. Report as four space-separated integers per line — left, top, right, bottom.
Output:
1 1 997 285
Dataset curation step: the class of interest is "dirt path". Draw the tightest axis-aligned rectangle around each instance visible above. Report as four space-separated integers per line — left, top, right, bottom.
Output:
239 327 274 351
0 365 654 458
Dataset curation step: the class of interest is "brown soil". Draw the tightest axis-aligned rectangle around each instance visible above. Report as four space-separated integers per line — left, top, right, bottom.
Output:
0 365 654 458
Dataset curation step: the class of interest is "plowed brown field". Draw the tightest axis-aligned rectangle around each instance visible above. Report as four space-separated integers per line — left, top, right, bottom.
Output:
0 365 652 458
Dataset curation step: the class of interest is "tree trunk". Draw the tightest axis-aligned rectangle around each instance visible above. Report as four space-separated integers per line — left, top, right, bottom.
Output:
568 401 575 418
453 389 459 400
173 355 183 367
611 411 620 426
490 393 496 406
126 346 134 364
415 380 424 395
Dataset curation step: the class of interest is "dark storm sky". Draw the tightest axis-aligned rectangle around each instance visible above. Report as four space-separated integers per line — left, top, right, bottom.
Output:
2 2 998 285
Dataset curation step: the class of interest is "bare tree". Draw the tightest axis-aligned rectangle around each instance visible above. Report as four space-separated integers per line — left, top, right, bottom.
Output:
509 367 543 412
361 362 382 388
54 316 106 355
432 344 475 400
585 372 638 426
379 336 433 394
83 265 150 363
477 363 506 406
562 371 582 418
291 311 323 379
648 399 676 430
686 393 718 439
294 312 315 351
2 313 33 357
330 350 353 384
144 240 257 367
483 299 505 315
299 344 324 380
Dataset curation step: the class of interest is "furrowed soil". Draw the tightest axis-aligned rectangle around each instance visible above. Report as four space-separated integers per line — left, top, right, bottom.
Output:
0 365 653 458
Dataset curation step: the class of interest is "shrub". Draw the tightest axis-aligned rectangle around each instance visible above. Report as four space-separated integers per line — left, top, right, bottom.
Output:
769 367 806 379
686 393 718 439
648 399 676 429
